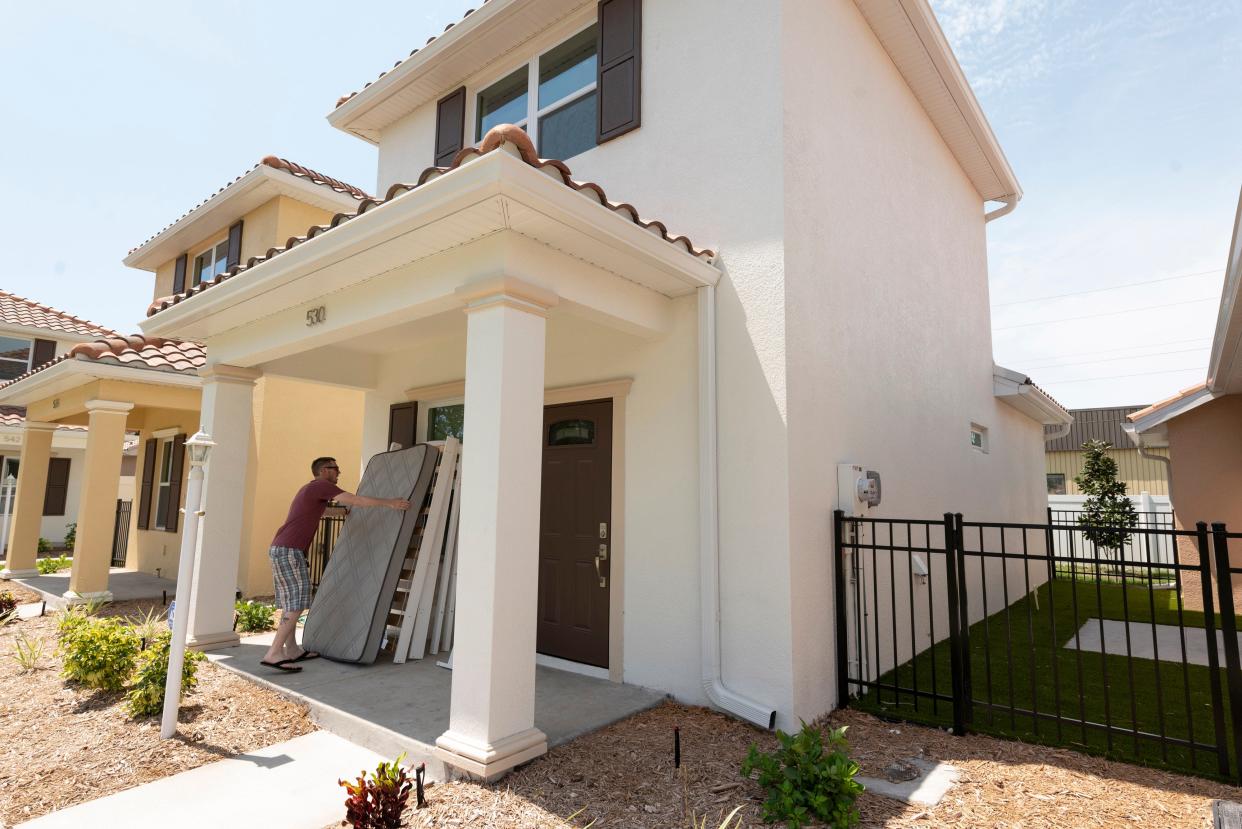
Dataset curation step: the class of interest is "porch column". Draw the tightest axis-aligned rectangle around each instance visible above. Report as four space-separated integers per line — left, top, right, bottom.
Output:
65 400 133 602
436 277 557 780
0 422 55 578
187 364 259 650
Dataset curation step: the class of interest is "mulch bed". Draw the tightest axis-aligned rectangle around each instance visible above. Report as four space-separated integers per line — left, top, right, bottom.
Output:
0 598 314 827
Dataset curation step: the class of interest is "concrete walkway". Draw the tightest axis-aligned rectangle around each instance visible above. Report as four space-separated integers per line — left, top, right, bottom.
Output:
1065 618 1227 667
16 731 383 829
7 569 176 609
210 633 666 778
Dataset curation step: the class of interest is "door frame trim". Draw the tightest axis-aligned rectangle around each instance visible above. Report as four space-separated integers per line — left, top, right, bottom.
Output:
405 377 631 683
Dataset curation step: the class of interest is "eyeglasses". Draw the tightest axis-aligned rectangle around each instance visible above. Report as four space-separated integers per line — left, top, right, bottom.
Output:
322 465 340 471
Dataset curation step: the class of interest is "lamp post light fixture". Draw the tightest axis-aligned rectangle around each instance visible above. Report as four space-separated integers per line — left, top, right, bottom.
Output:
161 430 215 739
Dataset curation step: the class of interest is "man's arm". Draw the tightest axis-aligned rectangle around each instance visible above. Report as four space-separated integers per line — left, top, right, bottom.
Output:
335 492 411 511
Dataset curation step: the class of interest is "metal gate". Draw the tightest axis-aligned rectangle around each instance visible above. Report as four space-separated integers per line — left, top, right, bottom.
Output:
110 499 132 567
834 510 1242 782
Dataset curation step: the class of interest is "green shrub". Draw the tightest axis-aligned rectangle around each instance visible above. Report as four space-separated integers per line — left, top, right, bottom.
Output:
0 591 16 616
37 537 53 554
128 607 168 648
741 723 863 829
58 615 139 692
64 523 77 552
13 631 45 672
340 753 413 829
126 631 205 718
36 554 71 574
234 599 277 633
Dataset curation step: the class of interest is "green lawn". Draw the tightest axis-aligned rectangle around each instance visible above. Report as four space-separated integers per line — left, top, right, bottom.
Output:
852 577 1242 781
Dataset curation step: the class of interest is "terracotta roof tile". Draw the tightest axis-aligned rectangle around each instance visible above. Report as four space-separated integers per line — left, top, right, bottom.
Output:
334 3 489 110
0 405 26 427
1127 383 1209 422
147 125 715 318
0 335 205 391
128 156 374 255
0 291 117 338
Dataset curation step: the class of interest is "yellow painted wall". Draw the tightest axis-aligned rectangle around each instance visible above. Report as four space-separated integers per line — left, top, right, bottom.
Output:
128 409 197 576
237 375 365 597
151 196 338 301
1045 447 1170 495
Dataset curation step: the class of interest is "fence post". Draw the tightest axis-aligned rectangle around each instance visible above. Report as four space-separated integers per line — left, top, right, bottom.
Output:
1197 522 1231 779
1211 523 1242 784
942 512 968 735
833 510 849 709
954 514 973 726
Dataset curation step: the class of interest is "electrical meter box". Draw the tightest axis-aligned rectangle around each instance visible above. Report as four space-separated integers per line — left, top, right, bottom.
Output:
836 463 882 516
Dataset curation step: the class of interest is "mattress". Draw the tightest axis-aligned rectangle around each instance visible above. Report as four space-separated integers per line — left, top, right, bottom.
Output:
302 444 440 664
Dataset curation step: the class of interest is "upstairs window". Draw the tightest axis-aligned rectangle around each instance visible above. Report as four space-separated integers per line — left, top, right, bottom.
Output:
193 239 230 287
0 337 32 381
474 24 599 161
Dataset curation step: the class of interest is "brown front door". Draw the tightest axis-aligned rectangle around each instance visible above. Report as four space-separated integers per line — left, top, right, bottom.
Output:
537 399 612 668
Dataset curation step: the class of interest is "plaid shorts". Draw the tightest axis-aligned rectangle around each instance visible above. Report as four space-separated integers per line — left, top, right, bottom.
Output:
269 546 311 611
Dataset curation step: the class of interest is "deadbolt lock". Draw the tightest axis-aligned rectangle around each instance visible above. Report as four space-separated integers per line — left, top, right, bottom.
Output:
599 522 608 539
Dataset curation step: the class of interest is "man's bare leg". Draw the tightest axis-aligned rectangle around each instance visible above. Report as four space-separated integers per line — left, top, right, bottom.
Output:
263 610 300 663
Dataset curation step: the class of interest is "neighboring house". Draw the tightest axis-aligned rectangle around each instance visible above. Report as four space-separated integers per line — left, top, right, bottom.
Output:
0 292 118 551
1127 186 1242 535
0 157 368 608
1045 406 1170 497
134 0 1070 779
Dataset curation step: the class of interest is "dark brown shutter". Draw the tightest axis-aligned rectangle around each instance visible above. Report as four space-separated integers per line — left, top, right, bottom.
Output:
226 221 244 269
172 253 188 294
434 87 467 166
32 339 56 368
388 402 418 450
164 433 186 533
137 438 157 530
597 0 641 142
42 457 71 516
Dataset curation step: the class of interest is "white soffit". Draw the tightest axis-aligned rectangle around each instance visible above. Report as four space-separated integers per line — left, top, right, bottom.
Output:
329 0 592 143
853 0 1021 204
1207 187 1242 394
123 167 365 272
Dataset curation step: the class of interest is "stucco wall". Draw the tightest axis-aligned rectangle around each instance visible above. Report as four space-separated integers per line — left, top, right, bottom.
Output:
1167 395 1242 530
780 0 1048 719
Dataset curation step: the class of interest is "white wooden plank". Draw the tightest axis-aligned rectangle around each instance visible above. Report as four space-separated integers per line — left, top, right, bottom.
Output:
440 544 458 653
409 440 460 659
395 437 458 662
428 451 463 655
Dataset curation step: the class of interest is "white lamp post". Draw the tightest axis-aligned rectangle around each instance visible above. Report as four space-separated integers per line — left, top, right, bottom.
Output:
161 430 214 739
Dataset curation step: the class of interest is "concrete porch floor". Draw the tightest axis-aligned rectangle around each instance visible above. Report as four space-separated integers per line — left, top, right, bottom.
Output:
5 568 176 609
209 633 666 779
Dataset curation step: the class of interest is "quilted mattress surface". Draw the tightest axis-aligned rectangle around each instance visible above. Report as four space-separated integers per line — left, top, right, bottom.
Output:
302 444 439 663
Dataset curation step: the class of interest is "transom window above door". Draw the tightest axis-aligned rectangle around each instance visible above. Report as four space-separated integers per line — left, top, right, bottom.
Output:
475 24 599 160
193 239 230 287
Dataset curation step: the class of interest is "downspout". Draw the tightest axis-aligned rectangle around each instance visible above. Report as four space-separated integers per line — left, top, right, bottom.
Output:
1136 444 1175 506
985 195 1019 223
697 283 777 730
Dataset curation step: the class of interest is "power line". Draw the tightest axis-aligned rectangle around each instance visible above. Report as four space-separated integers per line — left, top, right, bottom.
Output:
994 297 1218 331
1023 346 1210 370
991 268 1223 307
1042 366 1206 385
1004 336 1211 364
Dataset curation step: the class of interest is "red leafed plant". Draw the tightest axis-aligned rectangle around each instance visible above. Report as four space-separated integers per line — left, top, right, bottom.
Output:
339 753 413 829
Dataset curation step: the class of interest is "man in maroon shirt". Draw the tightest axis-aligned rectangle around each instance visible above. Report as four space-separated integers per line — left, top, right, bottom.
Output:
261 456 410 671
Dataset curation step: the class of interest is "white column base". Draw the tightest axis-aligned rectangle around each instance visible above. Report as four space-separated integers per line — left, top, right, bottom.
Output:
435 727 548 782
186 630 241 652
62 590 114 605
0 568 38 579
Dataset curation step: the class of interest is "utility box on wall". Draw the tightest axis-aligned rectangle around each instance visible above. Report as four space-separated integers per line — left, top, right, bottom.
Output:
837 463 881 516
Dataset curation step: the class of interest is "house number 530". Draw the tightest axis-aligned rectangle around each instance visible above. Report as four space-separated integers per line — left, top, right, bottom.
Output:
306 306 327 326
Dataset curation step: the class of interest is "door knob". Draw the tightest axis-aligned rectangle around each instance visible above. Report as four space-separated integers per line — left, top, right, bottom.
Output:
594 554 607 588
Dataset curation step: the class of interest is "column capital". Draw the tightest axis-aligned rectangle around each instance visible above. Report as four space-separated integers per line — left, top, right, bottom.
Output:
84 399 135 415
456 276 558 317
20 421 58 434
199 363 262 385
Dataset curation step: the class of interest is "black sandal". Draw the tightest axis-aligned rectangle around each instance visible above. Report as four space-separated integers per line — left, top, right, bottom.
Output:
291 650 320 663
260 659 303 673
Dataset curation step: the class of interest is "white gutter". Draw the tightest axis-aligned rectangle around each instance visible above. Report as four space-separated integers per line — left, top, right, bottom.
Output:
985 195 1019 223
697 283 776 730
1044 421 1071 443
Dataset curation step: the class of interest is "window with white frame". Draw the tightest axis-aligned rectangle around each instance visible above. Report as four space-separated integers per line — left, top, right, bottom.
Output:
475 24 599 160
192 239 230 287
154 437 174 529
969 423 989 453
0 336 33 381
416 398 465 443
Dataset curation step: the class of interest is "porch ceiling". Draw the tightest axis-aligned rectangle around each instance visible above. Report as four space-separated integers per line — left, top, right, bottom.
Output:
140 133 720 365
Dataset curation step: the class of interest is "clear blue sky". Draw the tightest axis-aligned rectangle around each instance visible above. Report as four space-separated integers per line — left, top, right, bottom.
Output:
2 1 1239 409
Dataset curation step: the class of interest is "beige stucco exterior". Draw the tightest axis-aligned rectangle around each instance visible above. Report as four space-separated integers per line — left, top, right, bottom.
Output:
1165 395 1242 530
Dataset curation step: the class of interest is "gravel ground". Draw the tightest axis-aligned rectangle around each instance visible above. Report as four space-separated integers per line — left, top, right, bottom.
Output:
0 598 314 827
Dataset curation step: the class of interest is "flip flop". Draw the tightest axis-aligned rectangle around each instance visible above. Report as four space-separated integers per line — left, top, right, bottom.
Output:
291 650 320 663
259 659 302 673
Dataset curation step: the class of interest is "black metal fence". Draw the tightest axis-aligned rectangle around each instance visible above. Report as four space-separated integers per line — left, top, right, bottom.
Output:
307 506 346 594
111 499 132 567
834 510 1242 782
